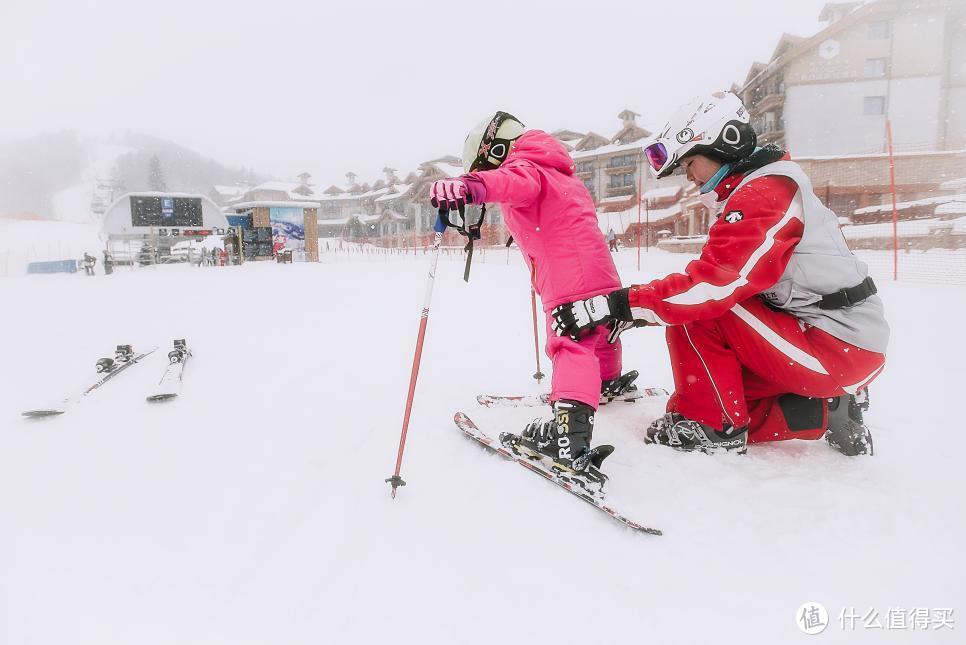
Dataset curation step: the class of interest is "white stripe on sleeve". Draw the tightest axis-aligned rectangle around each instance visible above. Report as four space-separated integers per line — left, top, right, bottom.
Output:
663 193 804 307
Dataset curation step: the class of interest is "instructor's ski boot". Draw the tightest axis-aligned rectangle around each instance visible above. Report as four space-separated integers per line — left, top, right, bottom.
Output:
824 392 873 456
508 399 614 474
168 339 188 364
645 412 748 454
115 344 134 364
600 370 639 404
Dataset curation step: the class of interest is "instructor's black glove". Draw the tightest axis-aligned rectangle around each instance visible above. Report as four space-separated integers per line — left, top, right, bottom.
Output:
551 288 634 342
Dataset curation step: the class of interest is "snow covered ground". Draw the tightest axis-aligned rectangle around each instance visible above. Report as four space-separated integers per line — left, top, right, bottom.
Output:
1 247 963 644
0 219 104 277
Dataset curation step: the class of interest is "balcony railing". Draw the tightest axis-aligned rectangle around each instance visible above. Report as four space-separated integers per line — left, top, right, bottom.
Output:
752 92 784 115
605 185 636 197
605 165 636 175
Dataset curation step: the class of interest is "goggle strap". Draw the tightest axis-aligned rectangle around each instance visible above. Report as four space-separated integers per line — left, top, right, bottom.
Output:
471 112 522 172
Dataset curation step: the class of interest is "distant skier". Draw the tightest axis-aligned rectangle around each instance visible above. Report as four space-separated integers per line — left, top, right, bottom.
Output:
102 250 114 275
606 228 619 252
82 252 96 276
550 91 889 456
430 111 637 473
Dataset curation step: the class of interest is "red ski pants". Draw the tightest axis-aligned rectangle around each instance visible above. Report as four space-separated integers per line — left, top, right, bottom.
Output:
665 297 885 443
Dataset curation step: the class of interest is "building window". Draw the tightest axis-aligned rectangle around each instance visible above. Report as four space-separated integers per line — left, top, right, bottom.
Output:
868 20 890 39
863 96 886 115
608 173 636 188
864 57 887 77
576 160 595 173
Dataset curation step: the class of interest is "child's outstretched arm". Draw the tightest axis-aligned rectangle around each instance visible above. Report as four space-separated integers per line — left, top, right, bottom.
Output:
470 159 541 207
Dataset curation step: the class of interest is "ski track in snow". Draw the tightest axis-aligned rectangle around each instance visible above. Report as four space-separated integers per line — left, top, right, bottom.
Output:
0 248 963 644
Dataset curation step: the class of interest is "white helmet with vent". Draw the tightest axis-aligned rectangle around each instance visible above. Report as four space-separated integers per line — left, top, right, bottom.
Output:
644 91 756 178
462 111 526 173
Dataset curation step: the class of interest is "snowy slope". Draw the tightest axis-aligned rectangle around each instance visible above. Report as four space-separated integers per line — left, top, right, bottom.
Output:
0 249 963 644
49 143 134 223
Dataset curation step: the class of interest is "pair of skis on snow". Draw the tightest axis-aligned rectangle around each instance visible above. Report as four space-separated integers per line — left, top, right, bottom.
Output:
21 339 191 418
457 385 667 535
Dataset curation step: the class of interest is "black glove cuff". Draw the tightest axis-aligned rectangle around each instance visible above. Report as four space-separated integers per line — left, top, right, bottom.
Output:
607 288 633 322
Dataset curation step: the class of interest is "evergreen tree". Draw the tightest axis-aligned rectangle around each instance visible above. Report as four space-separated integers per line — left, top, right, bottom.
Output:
148 154 167 191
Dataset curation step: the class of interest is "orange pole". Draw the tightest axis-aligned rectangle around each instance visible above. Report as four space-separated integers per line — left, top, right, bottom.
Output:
637 157 643 271
386 230 444 498
886 120 899 281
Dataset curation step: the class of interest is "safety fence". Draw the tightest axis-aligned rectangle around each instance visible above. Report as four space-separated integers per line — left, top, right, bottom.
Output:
794 134 966 286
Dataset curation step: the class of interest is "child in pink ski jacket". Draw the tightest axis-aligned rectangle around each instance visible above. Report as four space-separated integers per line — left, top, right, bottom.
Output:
429 111 636 472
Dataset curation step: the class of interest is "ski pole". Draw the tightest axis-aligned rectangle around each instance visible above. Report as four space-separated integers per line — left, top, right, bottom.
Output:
386 226 444 499
530 287 545 383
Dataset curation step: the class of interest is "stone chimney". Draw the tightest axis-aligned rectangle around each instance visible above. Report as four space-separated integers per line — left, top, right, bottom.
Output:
618 109 640 127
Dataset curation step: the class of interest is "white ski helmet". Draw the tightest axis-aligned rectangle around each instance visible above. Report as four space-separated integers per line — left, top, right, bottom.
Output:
643 91 756 178
462 111 526 173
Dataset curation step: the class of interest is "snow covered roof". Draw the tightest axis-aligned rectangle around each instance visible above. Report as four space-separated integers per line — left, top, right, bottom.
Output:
642 203 682 223
841 216 966 239
318 217 354 226
251 181 301 193
853 193 966 215
935 200 966 216
660 234 708 245
233 201 322 209
211 185 246 197
316 192 360 202
358 186 392 199
571 139 652 161
101 192 229 236
375 184 412 202
796 149 966 162
552 129 585 141
644 186 683 202
599 195 632 204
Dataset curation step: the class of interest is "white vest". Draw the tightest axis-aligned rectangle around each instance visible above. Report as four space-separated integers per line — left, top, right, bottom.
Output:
726 160 890 353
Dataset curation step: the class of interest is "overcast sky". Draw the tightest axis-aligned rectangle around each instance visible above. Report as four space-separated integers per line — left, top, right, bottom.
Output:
0 0 829 186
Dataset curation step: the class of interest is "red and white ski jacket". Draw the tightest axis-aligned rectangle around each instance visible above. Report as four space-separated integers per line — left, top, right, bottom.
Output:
628 172 803 325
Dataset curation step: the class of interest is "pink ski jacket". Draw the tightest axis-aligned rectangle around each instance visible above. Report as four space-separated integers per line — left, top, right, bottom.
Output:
470 130 621 311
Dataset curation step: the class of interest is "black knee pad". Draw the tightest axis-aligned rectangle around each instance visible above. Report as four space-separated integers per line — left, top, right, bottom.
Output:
778 394 825 433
